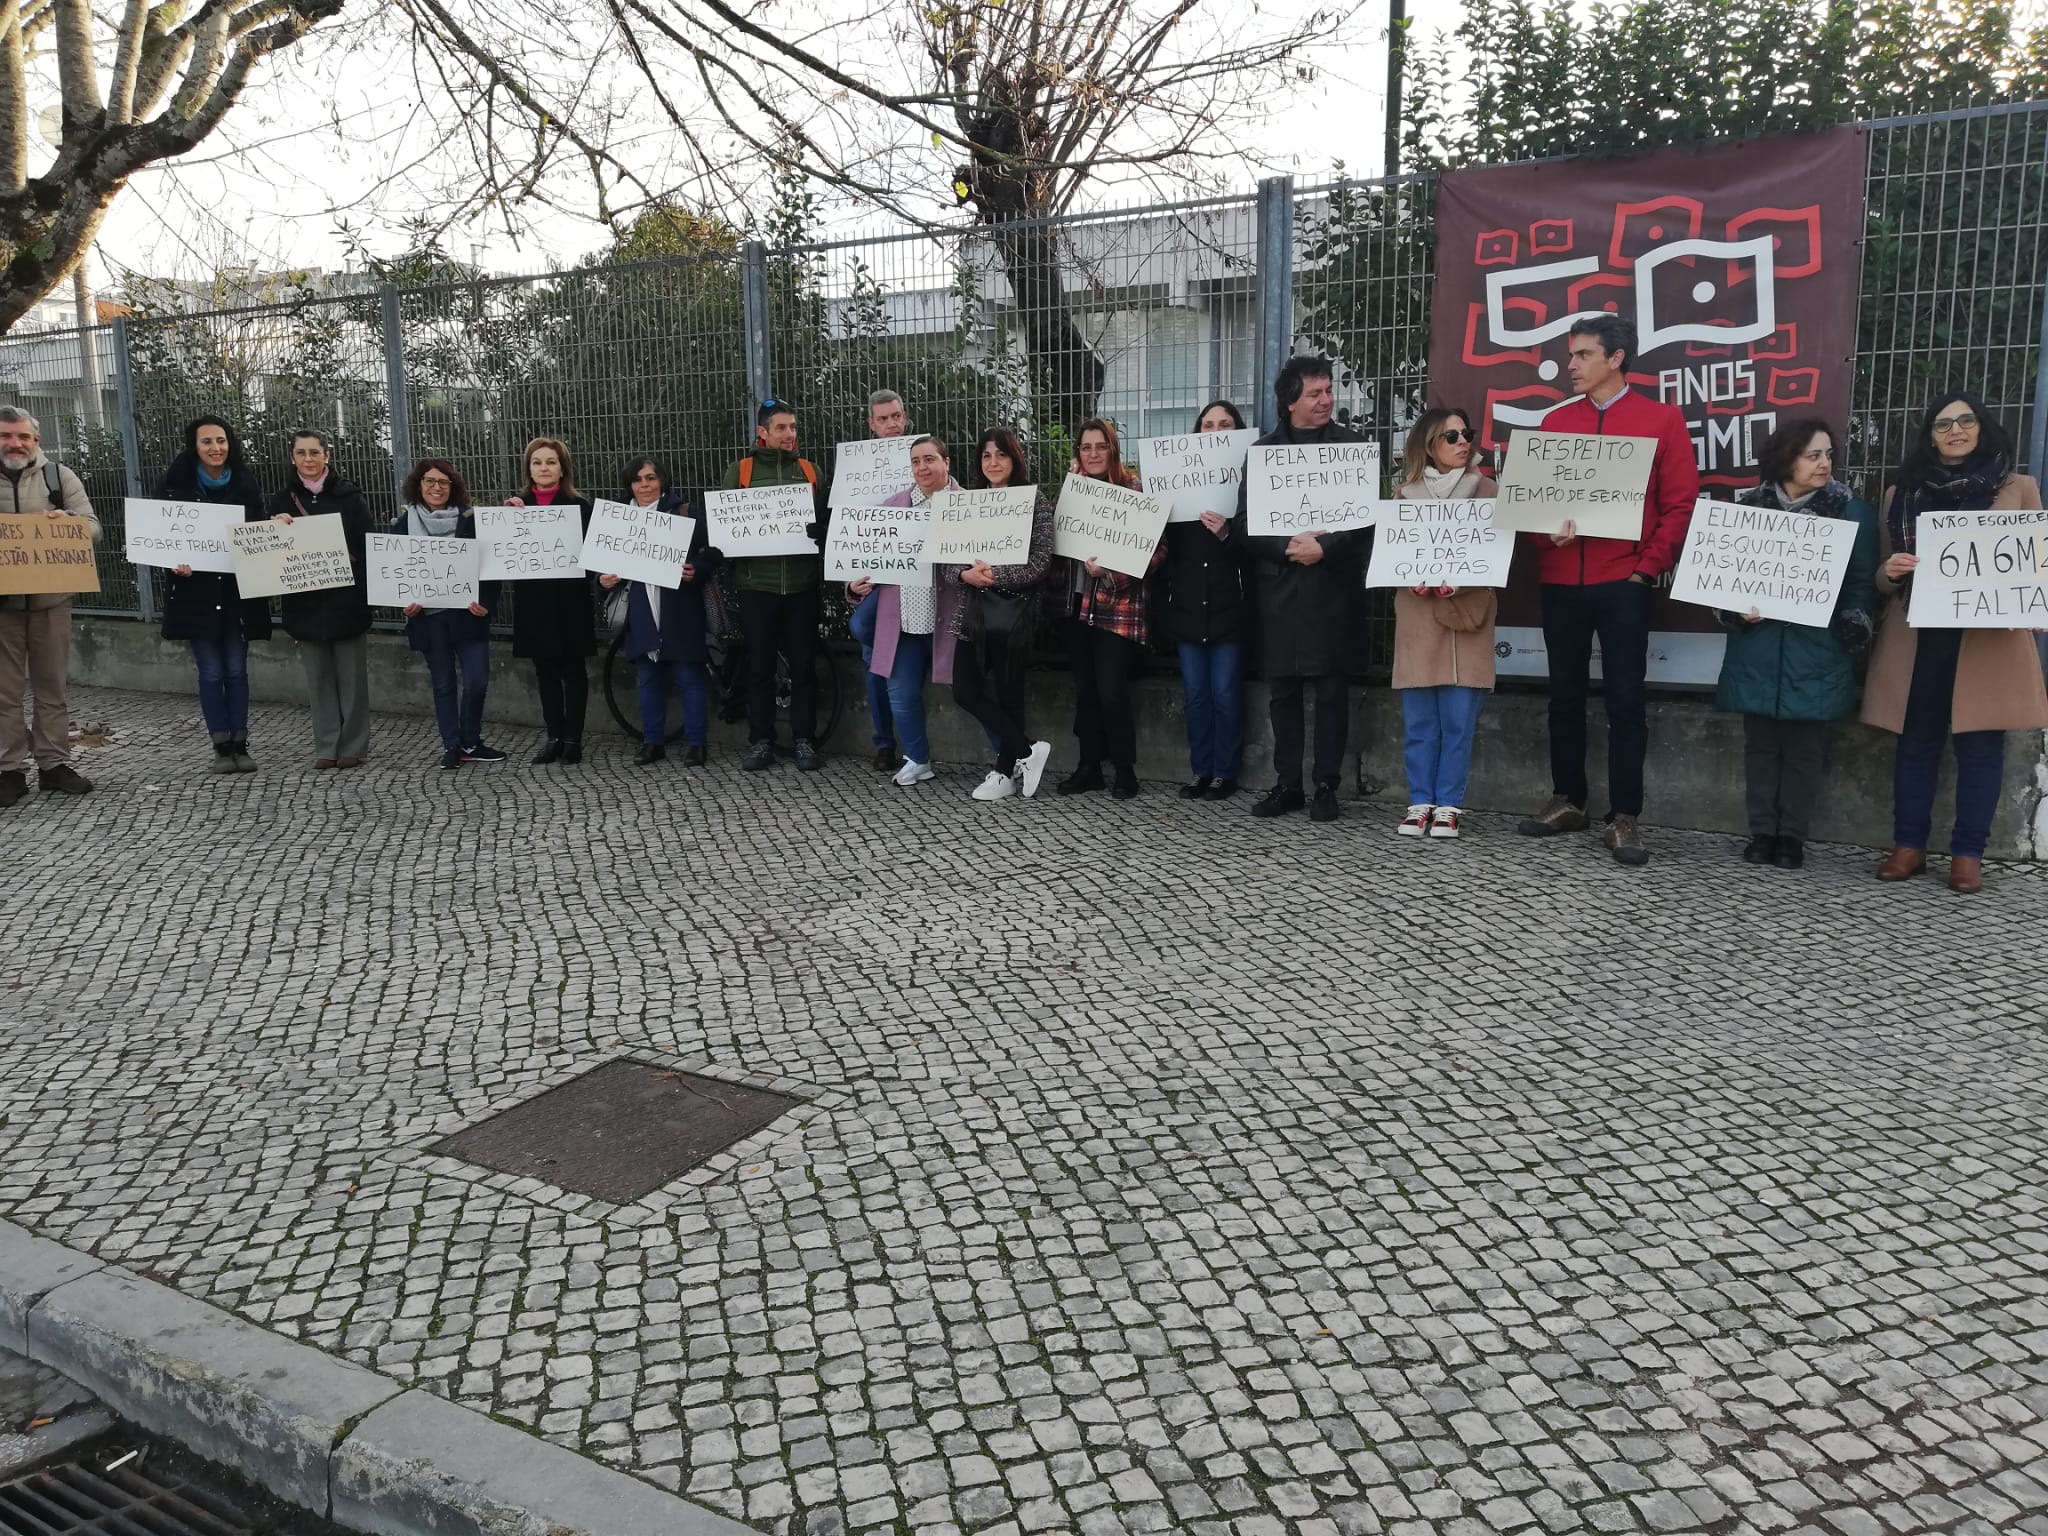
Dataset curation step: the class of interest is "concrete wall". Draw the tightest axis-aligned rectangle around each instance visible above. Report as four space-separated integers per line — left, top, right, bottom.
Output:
67 617 2047 858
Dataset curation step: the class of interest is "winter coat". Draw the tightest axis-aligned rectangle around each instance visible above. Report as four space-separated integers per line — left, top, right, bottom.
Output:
1161 512 1250 647
619 491 722 665
0 451 99 612
1234 418 1370 677
719 448 825 594
871 482 961 686
392 506 497 652
154 455 272 644
269 475 372 643
1525 389 1698 586
1860 474 2048 734
509 489 597 660
1712 481 1878 721
1391 471 1498 691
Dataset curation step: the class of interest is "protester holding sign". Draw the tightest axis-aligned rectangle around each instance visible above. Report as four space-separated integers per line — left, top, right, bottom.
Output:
1162 401 1252 800
1516 316 1698 866
1709 422 1877 870
846 389 910 771
393 460 502 771
858 436 959 788
1059 419 1160 800
504 437 597 766
154 416 270 775
268 429 373 769
604 457 719 767
1391 409 1498 841
1238 357 1367 824
1863 395 2047 893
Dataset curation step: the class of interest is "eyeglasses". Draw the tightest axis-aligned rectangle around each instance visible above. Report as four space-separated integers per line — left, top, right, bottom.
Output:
1436 429 1472 444
420 475 452 486
1933 413 1978 433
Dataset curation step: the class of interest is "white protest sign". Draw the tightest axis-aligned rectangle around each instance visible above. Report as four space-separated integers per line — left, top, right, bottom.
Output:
1491 430 1657 538
829 438 916 510
581 498 694 589
476 504 583 581
1052 474 1171 578
1669 499 1858 628
1365 499 1513 588
927 488 1038 566
123 498 240 573
1137 429 1258 522
1909 509 2048 628
1245 441 1382 535
704 484 818 558
368 532 482 609
824 504 932 583
228 514 354 599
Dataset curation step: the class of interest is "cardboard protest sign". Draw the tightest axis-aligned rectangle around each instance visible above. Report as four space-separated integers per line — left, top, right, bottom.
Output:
927 488 1038 566
581 498 694 589
828 438 916 510
703 484 818 558
1245 441 1381 535
1492 430 1657 538
367 532 482 609
824 504 932 583
123 499 240 573
228 515 353 599
0 512 98 595
1909 509 2048 628
1137 429 1257 522
1052 474 1171 578
476 504 583 581
1669 499 1858 627
1365 499 1513 588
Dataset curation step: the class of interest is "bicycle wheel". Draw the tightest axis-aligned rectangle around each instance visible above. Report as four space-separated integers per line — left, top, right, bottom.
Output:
603 633 689 745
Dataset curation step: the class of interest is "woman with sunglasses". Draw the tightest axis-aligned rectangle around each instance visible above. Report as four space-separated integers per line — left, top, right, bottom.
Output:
1863 392 2047 892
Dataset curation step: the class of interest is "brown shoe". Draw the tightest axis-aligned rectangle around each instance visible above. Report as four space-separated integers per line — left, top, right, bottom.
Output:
336 756 363 769
1603 813 1649 867
1877 847 1925 881
1517 795 1589 837
1947 856 1983 894
315 758 338 769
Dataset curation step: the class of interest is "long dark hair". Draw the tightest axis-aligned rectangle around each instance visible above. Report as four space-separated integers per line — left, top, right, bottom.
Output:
1895 391 2011 490
179 415 249 476
621 455 671 499
401 458 470 508
1193 400 1246 432
973 427 1031 489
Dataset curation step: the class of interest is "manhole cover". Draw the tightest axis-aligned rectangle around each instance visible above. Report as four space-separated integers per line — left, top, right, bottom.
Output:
0 1462 253 1534
430 1061 801 1202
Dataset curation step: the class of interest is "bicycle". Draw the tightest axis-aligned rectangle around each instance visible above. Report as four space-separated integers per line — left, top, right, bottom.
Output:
602 605 845 750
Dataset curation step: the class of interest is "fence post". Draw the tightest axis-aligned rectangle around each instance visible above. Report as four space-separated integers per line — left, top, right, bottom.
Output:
110 316 152 623
2030 265 2048 481
741 240 773 410
380 284 412 508
1253 176 1296 435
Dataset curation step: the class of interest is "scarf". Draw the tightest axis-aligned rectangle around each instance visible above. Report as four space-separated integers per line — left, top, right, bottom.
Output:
197 464 233 491
1888 452 2007 555
406 501 461 538
1420 465 1464 499
298 470 328 495
1753 478 1871 648
636 497 664 643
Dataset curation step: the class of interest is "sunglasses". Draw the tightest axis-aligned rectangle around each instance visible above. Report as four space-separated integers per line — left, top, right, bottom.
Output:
1933 413 1978 433
1436 428 1472 445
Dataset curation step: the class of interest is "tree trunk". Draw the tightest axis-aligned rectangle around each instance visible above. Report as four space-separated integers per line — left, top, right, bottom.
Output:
989 214 1106 444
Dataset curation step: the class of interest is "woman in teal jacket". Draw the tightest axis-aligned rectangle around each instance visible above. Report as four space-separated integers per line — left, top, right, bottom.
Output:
1715 418 1878 870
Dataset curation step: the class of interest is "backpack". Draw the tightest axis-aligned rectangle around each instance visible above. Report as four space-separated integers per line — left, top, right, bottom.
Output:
41 461 60 501
736 456 818 489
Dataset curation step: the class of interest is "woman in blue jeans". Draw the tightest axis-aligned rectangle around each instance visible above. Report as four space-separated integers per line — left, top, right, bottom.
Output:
862 435 962 786
155 416 270 772
394 459 503 770
601 456 720 767
1162 400 1252 799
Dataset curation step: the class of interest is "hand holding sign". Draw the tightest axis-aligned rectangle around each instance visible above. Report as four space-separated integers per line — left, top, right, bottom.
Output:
582 499 694 589
1052 475 1170 578
1908 511 2048 628
1668 499 1857 627
1245 441 1381 536
704 484 817 558
1492 432 1656 539
477 505 583 580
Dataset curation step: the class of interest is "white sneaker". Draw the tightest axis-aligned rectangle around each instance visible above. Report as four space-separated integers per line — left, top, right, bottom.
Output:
1398 803 1434 836
893 759 935 786
1020 740 1052 798
972 769 1017 801
1429 805 1462 839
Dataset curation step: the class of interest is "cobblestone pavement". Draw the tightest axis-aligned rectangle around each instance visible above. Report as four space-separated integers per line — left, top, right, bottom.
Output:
4 687 2046 1536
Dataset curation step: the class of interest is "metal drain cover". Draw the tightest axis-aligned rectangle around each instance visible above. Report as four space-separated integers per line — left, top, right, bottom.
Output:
430 1060 801 1202
0 1462 253 1535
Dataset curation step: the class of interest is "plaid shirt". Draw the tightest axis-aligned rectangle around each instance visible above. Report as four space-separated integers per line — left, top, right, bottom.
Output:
1067 467 1162 642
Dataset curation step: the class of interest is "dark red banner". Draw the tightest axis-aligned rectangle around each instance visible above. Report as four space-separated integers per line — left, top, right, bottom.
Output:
1428 128 1866 682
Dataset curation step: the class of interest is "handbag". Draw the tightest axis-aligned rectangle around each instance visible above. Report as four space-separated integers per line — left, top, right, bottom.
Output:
964 587 1034 647
601 582 630 639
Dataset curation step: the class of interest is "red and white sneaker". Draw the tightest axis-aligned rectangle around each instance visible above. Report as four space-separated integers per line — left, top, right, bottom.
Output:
1429 805 1462 839
1398 803 1434 837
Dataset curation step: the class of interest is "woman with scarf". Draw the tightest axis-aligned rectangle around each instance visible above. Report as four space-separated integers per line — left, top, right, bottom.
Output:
156 416 269 772
504 437 597 764
856 434 961 788
393 458 503 770
1161 400 1252 801
1714 420 1877 870
268 429 373 768
1863 393 2047 892
599 456 719 767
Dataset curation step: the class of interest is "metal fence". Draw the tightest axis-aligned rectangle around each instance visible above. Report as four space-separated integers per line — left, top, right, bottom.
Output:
5 103 2043 670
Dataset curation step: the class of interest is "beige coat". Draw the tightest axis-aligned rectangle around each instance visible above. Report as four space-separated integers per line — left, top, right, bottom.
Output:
0 450 100 612
1391 472 1498 690
1860 473 2048 734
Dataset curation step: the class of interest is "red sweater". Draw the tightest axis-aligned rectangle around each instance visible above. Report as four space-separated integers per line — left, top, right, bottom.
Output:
1526 389 1699 586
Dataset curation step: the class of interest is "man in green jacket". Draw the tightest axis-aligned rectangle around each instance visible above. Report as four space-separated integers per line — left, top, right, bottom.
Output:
722 399 828 770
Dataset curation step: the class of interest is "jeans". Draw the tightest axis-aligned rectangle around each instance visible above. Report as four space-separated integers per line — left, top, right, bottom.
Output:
300 635 371 760
849 589 895 750
1270 673 1348 790
1401 685 1485 806
738 586 820 744
1539 578 1650 816
954 633 1031 772
885 632 935 763
1177 642 1244 780
531 657 589 743
1893 627 2006 859
421 633 489 752
1070 623 1142 770
636 656 709 746
1742 714 1828 840
190 634 250 738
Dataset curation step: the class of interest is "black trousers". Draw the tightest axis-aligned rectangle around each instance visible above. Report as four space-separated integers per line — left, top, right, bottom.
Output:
1539 579 1651 817
739 587 820 744
953 633 1031 772
1069 623 1141 771
1269 673 1348 790
1743 714 1829 840
531 657 588 743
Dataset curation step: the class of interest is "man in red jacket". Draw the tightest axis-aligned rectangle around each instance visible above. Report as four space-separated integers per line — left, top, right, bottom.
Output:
1515 315 1698 866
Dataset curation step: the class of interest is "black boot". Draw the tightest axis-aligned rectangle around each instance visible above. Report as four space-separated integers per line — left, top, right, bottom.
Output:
532 738 564 765
1057 763 1105 795
1772 837 1805 869
636 743 666 765
560 741 583 765
1741 834 1777 865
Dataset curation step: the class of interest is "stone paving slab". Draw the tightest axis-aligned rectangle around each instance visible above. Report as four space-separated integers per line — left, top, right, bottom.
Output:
3 686 2046 1536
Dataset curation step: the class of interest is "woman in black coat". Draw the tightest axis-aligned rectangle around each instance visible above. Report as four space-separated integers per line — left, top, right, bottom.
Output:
268 429 373 768
1161 399 1252 799
504 435 596 764
156 416 270 773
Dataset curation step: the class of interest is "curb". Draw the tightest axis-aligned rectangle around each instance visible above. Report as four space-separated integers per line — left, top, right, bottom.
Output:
0 1219 755 1536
